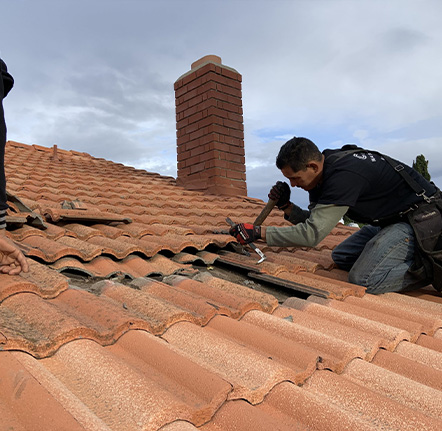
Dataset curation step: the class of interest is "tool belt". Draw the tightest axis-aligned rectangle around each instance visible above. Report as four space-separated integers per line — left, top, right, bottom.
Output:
407 191 442 292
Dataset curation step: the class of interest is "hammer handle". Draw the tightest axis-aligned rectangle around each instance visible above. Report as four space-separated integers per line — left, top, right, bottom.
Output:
254 199 277 226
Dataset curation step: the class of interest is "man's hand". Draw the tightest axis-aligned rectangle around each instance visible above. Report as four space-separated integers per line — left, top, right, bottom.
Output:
0 235 29 275
229 223 261 245
268 181 291 209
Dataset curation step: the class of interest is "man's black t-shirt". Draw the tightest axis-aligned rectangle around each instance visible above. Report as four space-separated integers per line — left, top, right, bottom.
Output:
308 147 437 225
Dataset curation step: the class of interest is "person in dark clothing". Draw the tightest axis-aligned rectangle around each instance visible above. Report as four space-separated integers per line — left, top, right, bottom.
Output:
0 58 29 275
230 136 436 294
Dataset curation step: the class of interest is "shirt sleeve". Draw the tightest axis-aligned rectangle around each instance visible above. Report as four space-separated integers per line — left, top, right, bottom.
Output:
284 203 311 224
0 209 6 229
266 204 349 247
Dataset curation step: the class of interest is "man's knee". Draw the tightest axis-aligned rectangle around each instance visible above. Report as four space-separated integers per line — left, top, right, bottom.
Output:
331 247 352 271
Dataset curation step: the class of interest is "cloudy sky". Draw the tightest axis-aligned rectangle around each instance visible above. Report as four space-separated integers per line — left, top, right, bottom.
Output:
2 0 442 207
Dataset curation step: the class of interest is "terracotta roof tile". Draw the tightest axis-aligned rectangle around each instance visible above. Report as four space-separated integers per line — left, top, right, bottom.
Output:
282 296 410 351
344 357 442 420
372 349 442 391
32 332 231 430
163 320 305 404
303 370 442 430
416 333 442 353
101 280 208 332
343 294 442 336
44 207 131 223
244 309 365 373
273 306 392 363
166 274 277 318
0 259 68 302
3 140 442 430
0 351 92 431
308 295 426 341
87 236 145 259
63 223 106 240
394 340 442 370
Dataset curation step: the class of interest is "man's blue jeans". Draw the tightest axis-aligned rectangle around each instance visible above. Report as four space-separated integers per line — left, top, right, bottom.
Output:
332 222 428 294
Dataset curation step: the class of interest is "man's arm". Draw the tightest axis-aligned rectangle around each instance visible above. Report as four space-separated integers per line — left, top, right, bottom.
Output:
263 204 349 248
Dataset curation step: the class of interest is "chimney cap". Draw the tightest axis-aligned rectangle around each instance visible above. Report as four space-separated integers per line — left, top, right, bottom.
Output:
191 55 222 70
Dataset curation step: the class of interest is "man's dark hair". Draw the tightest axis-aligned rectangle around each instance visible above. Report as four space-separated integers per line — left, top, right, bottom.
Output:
276 137 322 172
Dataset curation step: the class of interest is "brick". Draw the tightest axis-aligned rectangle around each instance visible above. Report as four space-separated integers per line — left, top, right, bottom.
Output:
190 145 208 158
221 67 242 81
226 161 246 172
225 153 245 164
228 128 244 140
194 62 217 78
223 118 244 131
226 111 244 123
176 117 189 130
181 71 199 87
184 155 201 168
217 100 243 114
182 122 200 136
228 169 247 180
174 78 185 91
176 134 190 145
218 135 243 147
185 76 204 92
174 84 189 99
178 166 191 177
195 81 218 97
203 71 242 90
206 105 230 119
197 115 224 130
190 161 206 175
214 84 242 98
204 167 227 178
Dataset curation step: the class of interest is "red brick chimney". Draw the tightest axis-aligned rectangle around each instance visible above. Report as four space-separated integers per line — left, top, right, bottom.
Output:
174 55 247 196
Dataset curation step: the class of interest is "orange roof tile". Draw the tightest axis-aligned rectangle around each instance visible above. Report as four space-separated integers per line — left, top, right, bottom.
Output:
2 140 442 430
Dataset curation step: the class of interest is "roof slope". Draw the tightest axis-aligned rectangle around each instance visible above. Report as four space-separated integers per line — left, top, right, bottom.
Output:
1 141 442 431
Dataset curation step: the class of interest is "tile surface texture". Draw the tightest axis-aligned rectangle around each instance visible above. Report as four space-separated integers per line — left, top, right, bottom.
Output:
1 141 442 430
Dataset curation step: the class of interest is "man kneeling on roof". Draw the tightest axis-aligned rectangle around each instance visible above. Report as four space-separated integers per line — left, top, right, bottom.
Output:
230 136 439 294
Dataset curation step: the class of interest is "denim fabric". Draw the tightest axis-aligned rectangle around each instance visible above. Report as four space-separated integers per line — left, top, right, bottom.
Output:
332 223 429 294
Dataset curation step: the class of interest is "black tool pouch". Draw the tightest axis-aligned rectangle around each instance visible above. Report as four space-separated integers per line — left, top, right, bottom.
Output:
407 197 442 292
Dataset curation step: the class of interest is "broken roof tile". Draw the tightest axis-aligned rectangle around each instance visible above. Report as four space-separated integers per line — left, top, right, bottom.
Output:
44 207 132 224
